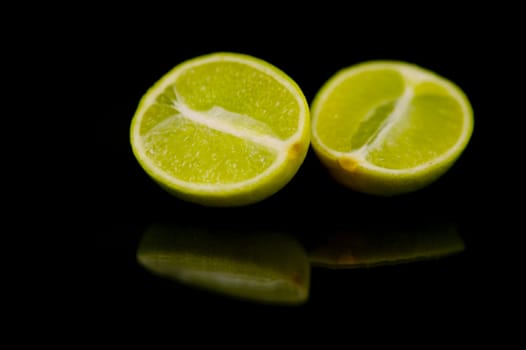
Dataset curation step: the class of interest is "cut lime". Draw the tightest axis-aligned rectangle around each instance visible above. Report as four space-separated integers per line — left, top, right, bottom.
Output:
130 52 310 206
311 61 474 195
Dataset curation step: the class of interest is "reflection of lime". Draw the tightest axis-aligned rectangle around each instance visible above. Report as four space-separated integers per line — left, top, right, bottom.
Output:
311 61 474 195
130 52 310 206
309 222 465 268
137 223 310 305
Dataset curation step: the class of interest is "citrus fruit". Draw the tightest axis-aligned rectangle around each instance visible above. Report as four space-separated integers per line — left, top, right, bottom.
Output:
130 52 310 206
311 60 474 196
137 222 310 305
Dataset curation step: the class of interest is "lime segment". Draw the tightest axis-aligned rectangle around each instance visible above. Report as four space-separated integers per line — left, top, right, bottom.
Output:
142 112 277 184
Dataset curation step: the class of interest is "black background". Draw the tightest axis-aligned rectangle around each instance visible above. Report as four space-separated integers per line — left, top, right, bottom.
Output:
64 7 513 338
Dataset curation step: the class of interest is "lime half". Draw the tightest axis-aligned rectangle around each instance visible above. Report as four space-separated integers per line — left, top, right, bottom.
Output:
311 60 474 196
130 52 310 206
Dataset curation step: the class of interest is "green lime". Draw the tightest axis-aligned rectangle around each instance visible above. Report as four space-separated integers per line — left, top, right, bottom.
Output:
311 60 474 195
130 52 310 206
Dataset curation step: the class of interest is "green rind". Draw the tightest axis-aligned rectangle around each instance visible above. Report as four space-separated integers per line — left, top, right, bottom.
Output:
313 141 469 195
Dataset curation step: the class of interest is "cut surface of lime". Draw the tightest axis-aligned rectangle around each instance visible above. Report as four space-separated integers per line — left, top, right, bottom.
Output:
311 60 473 195
130 53 310 206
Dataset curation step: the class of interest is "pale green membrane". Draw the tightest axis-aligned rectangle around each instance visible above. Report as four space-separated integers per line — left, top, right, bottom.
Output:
316 69 404 152
139 104 177 135
351 100 396 149
174 61 299 139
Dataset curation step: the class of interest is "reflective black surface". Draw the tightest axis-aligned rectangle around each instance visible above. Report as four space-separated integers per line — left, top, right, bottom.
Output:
82 15 502 332
90 167 485 322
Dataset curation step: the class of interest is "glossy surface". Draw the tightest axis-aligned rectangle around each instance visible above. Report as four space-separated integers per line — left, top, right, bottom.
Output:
84 27 496 330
